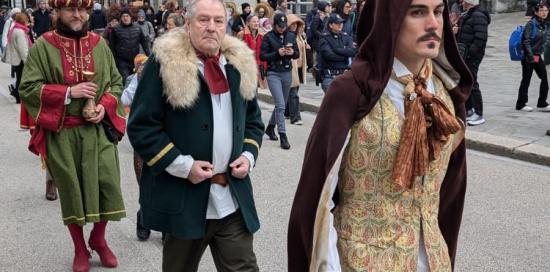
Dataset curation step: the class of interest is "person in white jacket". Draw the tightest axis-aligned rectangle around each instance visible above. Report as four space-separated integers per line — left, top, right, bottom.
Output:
4 11 31 103
1 8 21 50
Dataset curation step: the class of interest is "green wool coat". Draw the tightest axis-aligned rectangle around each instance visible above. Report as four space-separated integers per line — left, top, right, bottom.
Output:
127 30 264 239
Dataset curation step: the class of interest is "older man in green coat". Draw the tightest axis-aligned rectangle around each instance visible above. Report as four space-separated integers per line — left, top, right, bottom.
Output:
127 0 264 270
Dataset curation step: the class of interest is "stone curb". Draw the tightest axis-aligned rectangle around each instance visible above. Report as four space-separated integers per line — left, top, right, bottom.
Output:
257 92 550 167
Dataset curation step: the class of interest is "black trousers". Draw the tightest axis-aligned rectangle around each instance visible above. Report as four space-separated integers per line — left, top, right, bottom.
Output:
162 211 258 272
14 61 24 95
465 59 483 116
517 57 549 109
116 60 134 83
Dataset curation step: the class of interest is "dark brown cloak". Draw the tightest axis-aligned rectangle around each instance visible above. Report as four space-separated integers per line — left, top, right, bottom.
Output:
287 0 473 271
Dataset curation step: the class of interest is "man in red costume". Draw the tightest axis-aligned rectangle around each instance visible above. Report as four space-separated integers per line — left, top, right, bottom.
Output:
19 0 126 271
288 0 473 271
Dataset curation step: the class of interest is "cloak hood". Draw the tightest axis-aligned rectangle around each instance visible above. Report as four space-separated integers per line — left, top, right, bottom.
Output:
352 0 472 116
287 1 473 271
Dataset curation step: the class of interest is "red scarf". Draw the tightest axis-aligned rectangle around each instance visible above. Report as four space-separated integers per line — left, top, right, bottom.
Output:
8 22 32 48
197 53 230 95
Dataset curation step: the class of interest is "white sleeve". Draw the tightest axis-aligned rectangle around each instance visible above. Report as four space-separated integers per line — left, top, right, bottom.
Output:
241 151 255 173
121 75 138 106
165 155 194 179
64 87 71 105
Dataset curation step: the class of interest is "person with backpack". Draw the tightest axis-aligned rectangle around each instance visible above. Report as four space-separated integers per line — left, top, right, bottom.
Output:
516 3 550 112
455 0 490 126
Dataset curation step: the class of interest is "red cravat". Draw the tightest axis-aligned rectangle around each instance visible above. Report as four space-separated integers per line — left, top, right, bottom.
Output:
197 53 230 95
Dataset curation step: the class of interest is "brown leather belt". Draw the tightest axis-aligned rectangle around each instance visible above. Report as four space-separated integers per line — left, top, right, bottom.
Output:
211 173 228 186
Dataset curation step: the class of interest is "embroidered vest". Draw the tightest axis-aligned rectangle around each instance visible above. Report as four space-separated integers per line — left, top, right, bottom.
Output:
334 76 457 272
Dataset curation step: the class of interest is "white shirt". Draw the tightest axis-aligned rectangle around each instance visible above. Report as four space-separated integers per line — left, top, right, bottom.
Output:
164 55 255 220
386 58 435 117
121 74 139 106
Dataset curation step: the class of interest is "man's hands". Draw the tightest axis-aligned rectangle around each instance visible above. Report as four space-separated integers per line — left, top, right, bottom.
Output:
187 156 250 184
188 161 213 184
229 155 250 179
86 104 105 123
70 82 98 99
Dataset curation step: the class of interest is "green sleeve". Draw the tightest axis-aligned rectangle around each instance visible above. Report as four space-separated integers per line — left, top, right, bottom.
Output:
19 41 51 120
242 97 264 160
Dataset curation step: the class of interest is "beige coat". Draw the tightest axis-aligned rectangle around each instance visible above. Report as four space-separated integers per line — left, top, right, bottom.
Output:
3 28 29 66
287 14 308 88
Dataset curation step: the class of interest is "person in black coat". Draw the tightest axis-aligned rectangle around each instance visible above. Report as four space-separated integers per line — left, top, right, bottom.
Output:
260 13 299 150
309 1 331 52
455 0 490 125
516 2 550 112
32 0 51 37
231 2 252 34
90 3 107 32
109 9 151 81
318 13 357 93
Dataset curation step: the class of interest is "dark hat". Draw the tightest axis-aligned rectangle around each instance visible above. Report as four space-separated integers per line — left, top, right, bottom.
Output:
241 2 251 10
120 8 132 16
273 13 288 28
48 0 93 9
328 13 345 24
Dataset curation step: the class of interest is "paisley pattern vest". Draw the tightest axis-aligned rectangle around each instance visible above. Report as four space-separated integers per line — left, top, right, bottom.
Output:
334 76 458 272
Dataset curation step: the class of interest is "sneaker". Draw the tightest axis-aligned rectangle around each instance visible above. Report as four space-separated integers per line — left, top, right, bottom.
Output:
538 105 550 112
467 113 485 126
518 106 533 112
466 109 475 121
291 120 303 125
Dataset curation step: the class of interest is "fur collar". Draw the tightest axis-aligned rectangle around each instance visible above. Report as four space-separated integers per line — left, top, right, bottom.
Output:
152 29 258 109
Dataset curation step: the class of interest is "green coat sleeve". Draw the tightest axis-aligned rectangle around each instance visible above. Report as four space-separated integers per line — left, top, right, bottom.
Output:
127 55 182 175
243 97 264 160
19 40 67 131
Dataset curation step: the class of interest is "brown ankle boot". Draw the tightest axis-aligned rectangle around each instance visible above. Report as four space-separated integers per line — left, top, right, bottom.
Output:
45 179 58 201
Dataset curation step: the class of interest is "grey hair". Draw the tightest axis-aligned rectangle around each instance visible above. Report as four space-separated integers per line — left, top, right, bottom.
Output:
185 0 226 20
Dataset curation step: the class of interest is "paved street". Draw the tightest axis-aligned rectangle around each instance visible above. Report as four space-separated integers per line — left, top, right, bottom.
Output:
1 11 550 272
0 79 549 271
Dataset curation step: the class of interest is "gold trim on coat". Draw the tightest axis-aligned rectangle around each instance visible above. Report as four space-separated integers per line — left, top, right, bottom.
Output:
147 143 175 166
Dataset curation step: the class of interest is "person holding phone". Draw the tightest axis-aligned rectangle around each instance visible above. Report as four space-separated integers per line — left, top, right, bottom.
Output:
261 13 299 149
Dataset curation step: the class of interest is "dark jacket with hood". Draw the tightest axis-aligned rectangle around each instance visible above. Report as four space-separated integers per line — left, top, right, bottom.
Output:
32 9 51 37
523 17 546 63
456 5 490 65
310 1 330 50
109 21 151 63
90 9 107 30
287 0 473 271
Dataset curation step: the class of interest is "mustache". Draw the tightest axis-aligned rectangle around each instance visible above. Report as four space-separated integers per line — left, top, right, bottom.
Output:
418 32 441 42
